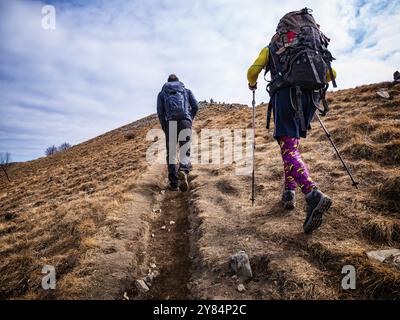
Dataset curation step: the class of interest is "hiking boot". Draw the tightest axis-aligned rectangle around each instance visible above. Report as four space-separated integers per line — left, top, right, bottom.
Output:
303 189 332 234
178 171 189 192
282 189 296 210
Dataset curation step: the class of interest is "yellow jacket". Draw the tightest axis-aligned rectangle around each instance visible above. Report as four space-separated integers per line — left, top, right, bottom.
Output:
247 47 336 87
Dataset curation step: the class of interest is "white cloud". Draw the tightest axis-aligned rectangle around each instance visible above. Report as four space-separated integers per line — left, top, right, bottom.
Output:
0 0 399 161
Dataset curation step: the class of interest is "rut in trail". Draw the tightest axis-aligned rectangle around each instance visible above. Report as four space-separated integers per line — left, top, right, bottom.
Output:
144 188 192 300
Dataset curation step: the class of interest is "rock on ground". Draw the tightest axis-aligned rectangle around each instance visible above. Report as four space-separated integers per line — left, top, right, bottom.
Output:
229 251 253 280
135 279 150 293
237 284 246 293
367 249 400 263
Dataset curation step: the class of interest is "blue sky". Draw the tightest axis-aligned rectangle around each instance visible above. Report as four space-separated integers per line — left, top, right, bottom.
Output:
0 0 399 162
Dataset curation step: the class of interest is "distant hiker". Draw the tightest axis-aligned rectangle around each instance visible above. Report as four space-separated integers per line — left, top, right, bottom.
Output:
394 71 400 83
247 8 337 233
157 74 199 191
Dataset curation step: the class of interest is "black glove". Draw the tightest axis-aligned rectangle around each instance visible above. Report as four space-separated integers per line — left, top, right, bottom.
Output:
161 122 167 132
248 82 257 91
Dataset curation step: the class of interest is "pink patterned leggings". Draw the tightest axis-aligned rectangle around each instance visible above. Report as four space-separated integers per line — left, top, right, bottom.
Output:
278 136 317 194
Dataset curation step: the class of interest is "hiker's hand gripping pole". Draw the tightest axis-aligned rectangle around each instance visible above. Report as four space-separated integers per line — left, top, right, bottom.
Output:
251 89 256 206
315 113 359 189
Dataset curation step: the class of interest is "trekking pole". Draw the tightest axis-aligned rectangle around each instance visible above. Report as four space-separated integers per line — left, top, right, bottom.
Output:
315 113 359 189
251 90 256 206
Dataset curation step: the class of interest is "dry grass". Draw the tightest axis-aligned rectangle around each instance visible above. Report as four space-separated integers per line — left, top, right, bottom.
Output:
361 217 400 245
308 242 400 299
341 136 400 166
0 116 157 299
377 176 400 211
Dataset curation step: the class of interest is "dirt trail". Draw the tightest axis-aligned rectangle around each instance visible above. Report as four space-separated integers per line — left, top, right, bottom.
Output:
123 156 340 300
124 164 193 300
144 189 192 299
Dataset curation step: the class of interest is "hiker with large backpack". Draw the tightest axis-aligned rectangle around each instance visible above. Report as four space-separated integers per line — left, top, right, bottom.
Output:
157 74 199 192
247 8 337 233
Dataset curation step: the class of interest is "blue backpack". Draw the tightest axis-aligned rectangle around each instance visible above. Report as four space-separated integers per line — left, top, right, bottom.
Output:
163 82 189 121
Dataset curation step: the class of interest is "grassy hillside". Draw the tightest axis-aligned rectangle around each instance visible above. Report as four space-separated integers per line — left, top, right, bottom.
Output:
1 82 399 299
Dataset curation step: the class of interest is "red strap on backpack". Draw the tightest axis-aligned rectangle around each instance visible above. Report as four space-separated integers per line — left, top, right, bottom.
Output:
287 31 297 43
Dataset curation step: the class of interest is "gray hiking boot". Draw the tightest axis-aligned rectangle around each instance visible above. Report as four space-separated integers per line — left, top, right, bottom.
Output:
178 171 189 192
282 189 296 210
304 189 332 234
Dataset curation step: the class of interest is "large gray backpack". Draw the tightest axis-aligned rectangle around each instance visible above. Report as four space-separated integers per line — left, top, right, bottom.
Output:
266 8 337 131
268 8 337 93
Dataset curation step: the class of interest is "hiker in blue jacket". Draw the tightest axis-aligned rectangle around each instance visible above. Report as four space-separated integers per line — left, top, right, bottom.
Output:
157 74 199 192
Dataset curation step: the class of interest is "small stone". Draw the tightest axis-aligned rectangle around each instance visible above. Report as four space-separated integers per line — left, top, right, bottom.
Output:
169 221 175 225
151 233 155 238
161 190 166 195
145 280 152 287
151 270 160 278
145 270 158 286
161 226 166 230
150 263 157 269
229 251 253 280
123 292 129 300
135 279 149 293
376 89 390 99
237 284 246 293
152 209 162 214
231 275 238 280
367 249 400 263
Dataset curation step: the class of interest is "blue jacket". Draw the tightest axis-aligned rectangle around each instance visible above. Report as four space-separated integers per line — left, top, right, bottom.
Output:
157 81 198 129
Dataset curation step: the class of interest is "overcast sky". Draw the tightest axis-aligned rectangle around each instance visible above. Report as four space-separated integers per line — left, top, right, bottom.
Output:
0 0 399 161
